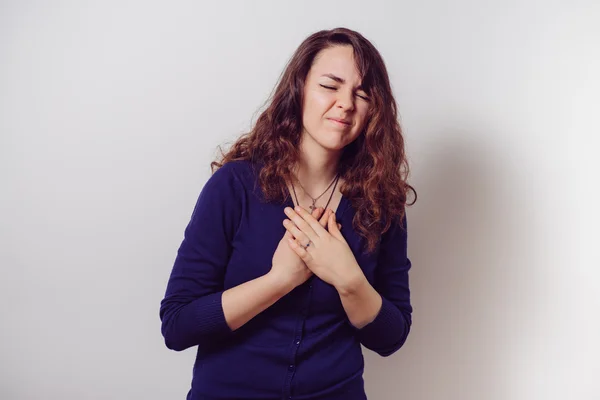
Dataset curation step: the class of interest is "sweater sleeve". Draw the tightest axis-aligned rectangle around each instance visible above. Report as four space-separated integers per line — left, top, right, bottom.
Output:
355 213 413 357
159 162 243 351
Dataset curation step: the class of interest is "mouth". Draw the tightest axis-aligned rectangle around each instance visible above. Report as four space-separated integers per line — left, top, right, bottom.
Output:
328 118 352 126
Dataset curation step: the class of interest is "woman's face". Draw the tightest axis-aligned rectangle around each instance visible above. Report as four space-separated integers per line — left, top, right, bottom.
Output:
301 45 371 152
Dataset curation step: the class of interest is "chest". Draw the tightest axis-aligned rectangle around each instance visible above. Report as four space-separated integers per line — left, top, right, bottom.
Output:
223 196 380 314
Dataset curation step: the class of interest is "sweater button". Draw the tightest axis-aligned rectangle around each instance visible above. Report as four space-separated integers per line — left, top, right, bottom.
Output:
295 340 300 345
288 364 294 370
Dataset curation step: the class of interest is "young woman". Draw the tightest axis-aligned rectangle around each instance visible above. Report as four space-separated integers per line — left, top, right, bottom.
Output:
160 27 416 400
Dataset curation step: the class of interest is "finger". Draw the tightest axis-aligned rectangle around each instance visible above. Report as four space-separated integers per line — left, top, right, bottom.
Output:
327 212 345 241
285 207 322 239
284 206 319 241
292 206 328 238
312 207 324 219
287 237 311 262
283 218 311 246
318 208 332 227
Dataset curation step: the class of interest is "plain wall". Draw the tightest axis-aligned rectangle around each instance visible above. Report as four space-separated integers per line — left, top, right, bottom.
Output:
1 1 599 399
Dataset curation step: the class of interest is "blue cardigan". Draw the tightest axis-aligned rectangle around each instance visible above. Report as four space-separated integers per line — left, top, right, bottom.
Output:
159 160 413 400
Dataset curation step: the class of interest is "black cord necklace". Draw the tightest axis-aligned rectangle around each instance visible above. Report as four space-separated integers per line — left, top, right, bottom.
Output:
291 174 340 213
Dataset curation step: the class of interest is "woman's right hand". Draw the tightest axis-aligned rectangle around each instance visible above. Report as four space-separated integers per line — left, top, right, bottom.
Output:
270 207 333 291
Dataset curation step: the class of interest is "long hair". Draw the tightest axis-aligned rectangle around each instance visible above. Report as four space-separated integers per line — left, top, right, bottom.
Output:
211 27 416 253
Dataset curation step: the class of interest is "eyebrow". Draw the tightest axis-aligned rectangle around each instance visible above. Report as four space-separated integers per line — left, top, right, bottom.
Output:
321 73 345 83
321 73 365 91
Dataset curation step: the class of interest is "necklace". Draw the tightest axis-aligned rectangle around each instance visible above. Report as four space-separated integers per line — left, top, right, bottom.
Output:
291 173 340 213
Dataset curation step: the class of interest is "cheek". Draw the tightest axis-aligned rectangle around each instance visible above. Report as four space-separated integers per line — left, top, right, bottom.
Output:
304 91 333 120
354 107 370 131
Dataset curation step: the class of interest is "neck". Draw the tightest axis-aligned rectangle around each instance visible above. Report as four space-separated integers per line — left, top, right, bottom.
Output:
293 132 342 195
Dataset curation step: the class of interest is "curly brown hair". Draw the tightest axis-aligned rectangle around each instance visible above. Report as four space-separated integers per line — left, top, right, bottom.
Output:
211 27 416 253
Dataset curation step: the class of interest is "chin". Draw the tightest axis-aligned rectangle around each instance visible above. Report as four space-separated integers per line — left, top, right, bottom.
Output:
302 128 354 152
316 136 347 151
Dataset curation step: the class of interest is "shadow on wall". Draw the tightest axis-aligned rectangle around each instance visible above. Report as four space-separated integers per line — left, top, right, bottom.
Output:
363 133 526 400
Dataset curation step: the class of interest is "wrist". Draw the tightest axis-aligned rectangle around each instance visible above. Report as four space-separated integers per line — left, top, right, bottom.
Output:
335 267 367 297
265 269 296 296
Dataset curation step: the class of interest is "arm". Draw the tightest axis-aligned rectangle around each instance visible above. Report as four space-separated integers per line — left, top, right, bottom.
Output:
344 214 413 357
159 163 241 351
224 206 330 331
281 205 412 355
221 271 293 331
337 276 383 329
159 163 319 351
159 163 291 351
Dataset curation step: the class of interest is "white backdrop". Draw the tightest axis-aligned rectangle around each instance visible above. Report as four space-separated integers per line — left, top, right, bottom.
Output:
1 1 599 399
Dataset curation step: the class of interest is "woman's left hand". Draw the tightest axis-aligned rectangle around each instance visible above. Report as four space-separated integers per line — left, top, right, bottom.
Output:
283 206 363 291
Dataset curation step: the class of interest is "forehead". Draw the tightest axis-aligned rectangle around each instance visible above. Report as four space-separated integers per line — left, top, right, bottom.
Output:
308 45 362 84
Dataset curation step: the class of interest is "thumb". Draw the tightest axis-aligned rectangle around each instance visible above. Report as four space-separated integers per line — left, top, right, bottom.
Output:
328 212 344 241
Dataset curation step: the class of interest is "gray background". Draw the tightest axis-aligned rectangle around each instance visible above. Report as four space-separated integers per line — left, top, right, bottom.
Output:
1 0 599 399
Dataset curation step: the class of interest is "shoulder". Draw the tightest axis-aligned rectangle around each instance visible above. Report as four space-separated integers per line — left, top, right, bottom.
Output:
206 159 261 196
213 159 259 185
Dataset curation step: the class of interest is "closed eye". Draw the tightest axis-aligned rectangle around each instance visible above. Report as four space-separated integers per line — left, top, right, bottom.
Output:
320 84 370 101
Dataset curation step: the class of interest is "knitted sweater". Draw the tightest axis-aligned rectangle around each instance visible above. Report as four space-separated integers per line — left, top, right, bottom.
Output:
159 160 413 400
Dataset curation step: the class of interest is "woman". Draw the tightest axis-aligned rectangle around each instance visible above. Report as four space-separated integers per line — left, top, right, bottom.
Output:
160 27 416 400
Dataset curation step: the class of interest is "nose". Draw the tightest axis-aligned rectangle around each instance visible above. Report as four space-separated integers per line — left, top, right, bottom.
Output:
336 89 355 111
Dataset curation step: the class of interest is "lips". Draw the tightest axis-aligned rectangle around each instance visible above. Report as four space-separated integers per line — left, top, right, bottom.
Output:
328 118 351 126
